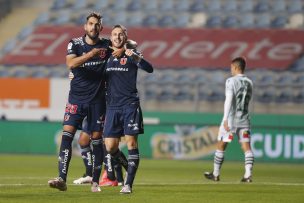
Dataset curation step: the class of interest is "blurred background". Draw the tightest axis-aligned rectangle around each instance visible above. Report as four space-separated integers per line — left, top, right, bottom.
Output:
0 0 303 163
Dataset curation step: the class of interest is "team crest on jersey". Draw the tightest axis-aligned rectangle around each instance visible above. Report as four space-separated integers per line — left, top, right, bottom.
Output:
99 48 107 59
120 57 127 65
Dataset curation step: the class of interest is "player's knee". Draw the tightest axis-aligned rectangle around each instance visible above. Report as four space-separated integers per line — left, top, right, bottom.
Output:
78 132 90 146
126 140 138 149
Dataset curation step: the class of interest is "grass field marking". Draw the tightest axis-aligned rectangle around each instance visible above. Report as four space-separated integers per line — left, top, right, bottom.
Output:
1 182 304 187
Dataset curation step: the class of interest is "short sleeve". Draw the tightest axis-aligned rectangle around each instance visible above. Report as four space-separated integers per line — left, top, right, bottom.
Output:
67 40 76 55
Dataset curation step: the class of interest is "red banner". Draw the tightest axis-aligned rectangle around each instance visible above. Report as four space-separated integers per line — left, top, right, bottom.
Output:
1 26 304 69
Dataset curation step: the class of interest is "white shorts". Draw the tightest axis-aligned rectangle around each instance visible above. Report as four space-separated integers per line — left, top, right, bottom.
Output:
217 125 251 143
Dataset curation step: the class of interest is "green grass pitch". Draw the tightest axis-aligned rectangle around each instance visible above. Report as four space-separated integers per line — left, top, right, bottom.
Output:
0 154 303 203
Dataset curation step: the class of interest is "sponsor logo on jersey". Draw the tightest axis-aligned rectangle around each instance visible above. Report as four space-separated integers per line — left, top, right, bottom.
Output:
120 57 127 65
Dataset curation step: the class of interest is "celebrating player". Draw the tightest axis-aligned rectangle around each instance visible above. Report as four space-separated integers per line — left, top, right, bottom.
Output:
204 57 254 183
103 24 153 194
48 12 124 192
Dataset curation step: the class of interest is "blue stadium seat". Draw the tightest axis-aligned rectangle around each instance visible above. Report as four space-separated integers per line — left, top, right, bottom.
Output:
259 72 276 86
239 13 255 28
288 0 303 13
223 0 238 12
223 15 239 28
111 12 127 25
143 73 159 83
239 0 254 12
34 12 50 25
207 0 221 12
159 0 174 11
143 14 159 27
206 15 222 28
205 86 224 102
0 66 10 77
271 15 288 28
295 73 304 85
293 89 304 103
255 14 271 28
94 0 110 10
158 15 175 27
175 13 190 27
31 67 50 78
254 1 270 13
276 72 295 86
174 85 194 101
275 88 293 103
144 1 158 11
127 12 143 27
290 56 304 71
110 0 128 10
272 0 286 12
11 66 31 78
127 0 142 11
51 0 67 10
53 11 71 25
71 0 88 10
174 0 190 12
257 87 276 103
158 85 176 101
18 25 34 40
1 39 17 54
189 0 205 12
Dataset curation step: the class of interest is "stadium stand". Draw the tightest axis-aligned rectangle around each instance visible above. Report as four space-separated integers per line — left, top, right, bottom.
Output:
0 0 304 114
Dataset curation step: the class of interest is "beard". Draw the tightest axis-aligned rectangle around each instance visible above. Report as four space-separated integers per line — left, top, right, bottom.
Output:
86 31 99 41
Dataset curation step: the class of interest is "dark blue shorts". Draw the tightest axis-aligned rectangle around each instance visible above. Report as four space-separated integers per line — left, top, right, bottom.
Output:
63 102 106 133
103 102 144 138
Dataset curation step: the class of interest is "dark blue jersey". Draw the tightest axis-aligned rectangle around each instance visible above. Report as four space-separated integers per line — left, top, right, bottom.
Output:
105 52 153 107
67 36 111 104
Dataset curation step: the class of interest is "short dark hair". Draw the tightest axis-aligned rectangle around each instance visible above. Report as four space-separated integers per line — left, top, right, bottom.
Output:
86 12 102 23
112 24 127 37
231 57 246 72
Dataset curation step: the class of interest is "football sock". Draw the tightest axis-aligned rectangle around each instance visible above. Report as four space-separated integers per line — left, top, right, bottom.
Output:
91 138 104 183
114 159 124 183
213 150 225 177
58 131 74 182
244 150 254 178
80 144 92 177
105 153 116 180
125 148 140 187
112 149 128 171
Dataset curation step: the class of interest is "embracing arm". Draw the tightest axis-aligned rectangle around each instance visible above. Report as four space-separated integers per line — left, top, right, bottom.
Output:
66 48 101 69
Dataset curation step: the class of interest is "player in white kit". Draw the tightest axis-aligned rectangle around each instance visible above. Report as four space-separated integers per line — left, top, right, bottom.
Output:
204 57 254 182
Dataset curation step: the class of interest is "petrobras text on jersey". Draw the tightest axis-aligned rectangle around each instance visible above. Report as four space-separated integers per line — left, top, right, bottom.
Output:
106 67 129 72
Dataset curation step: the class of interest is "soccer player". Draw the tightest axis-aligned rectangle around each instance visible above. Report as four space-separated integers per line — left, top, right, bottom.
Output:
103 24 153 194
204 57 254 183
48 12 124 192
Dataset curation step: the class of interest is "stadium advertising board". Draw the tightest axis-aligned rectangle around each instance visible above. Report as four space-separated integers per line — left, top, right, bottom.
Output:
0 78 69 121
1 26 304 69
0 113 303 163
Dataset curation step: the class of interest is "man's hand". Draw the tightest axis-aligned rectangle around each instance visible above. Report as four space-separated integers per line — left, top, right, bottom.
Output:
110 46 125 58
125 49 142 63
89 48 102 57
223 120 230 132
68 72 74 81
